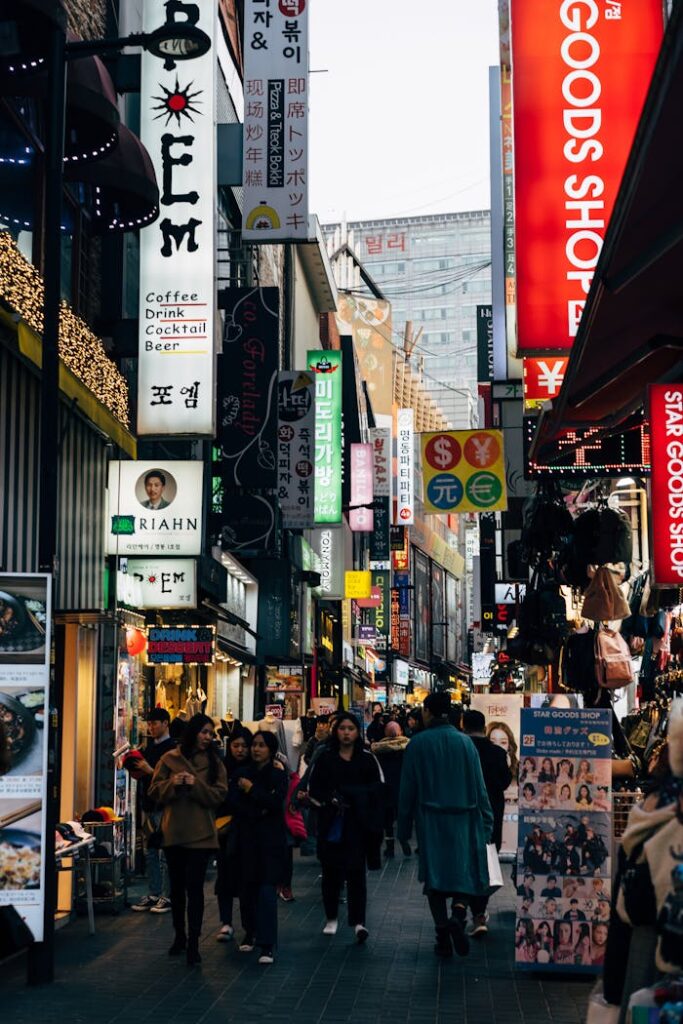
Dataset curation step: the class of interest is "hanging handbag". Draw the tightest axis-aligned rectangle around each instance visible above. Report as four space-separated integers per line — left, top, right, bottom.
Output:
595 626 633 689
486 843 504 894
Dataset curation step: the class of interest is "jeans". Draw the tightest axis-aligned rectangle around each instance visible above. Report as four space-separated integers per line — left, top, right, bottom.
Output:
144 813 169 898
321 863 366 926
241 882 278 946
164 846 211 939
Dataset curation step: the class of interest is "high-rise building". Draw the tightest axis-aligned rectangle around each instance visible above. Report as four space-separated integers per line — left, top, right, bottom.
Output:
324 211 491 426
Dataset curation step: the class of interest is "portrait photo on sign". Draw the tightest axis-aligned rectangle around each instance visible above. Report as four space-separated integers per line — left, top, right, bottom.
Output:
0 576 48 666
135 468 177 510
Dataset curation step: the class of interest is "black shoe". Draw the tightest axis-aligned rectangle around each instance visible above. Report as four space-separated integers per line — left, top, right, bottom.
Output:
435 926 453 958
384 839 395 859
168 934 186 956
400 840 412 857
186 939 201 966
448 917 470 957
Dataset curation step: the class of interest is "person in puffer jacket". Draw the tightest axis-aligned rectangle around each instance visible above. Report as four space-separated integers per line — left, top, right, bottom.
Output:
371 721 410 858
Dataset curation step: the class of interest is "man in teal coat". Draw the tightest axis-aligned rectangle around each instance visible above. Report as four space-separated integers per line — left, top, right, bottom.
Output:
397 691 494 958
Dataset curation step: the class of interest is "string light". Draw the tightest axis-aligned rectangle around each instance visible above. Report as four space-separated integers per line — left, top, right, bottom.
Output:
0 231 129 425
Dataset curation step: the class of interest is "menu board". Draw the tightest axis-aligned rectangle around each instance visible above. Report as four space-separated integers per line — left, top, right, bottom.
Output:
515 708 612 973
0 573 52 941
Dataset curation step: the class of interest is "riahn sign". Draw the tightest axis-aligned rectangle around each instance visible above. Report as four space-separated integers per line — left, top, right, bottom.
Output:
650 385 683 586
510 0 662 352
137 0 216 435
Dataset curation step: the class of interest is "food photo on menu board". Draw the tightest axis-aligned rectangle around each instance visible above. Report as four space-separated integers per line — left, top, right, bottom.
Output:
0 799 42 898
515 708 612 973
0 575 48 675
0 687 46 796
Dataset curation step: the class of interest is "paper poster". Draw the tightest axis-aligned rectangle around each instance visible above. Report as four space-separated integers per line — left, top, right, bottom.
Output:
470 693 523 856
515 708 612 973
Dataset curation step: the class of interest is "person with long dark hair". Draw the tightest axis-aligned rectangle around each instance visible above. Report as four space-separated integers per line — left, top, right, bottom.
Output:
233 730 289 965
308 712 384 942
149 713 227 965
215 727 252 942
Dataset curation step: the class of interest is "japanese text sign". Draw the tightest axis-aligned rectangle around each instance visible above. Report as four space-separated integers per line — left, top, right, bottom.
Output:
650 385 683 585
510 0 662 351
350 443 374 532
116 558 197 609
396 408 414 525
242 0 309 240
277 370 315 527
137 0 216 435
308 350 342 524
421 431 508 514
523 357 569 409
345 571 372 600
106 461 203 555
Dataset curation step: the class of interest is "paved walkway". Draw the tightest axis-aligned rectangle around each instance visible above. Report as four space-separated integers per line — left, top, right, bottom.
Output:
2 853 592 1024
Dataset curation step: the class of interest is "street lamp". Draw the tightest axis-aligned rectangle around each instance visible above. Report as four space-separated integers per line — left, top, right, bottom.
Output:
31 16 210 987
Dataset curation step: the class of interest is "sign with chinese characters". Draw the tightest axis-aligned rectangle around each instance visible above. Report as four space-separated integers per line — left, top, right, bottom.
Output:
421 430 508 514
146 625 215 665
345 571 372 600
350 443 374 532
116 558 197 609
306 527 344 600
516 708 612 973
650 385 683 585
369 427 392 497
277 370 315 527
510 0 663 351
219 287 279 489
523 358 569 409
395 570 411 658
242 0 309 240
137 0 216 435
396 408 414 525
308 350 342 524
106 461 203 555
0 574 51 941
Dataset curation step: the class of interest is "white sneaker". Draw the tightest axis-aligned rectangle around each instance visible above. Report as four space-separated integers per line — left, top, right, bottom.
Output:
355 924 369 944
323 920 338 935
216 924 234 942
149 896 172 914
469 913 489 938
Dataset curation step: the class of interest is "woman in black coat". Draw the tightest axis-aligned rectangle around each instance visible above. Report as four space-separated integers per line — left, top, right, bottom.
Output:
215 727 252 942
232 730 288 965
308 712 384 943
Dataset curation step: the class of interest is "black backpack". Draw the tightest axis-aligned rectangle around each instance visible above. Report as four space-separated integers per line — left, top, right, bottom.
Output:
509 576 569 665
562 506 632 588
521 482 574 566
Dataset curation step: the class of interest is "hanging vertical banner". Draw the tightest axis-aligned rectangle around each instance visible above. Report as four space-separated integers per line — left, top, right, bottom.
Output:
350 443 374 532
476 305 494 383
649 384 683 586
369 427 392 497
137 0 216 436
308 350 342 524
396 408 414 525
516 708 612 973
242 0 309 241
510 0 663 351
306 527 344 599
219 287 279 489
277 370 315 528
0 573 52 941
370 497 390 563
421 430 508 514
371 570 390 648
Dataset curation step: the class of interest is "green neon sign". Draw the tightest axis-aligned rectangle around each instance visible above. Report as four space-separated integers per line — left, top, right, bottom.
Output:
307 350 342 524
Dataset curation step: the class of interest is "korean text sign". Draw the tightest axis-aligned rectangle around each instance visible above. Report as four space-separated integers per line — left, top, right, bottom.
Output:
106 461 203 555
137 0 216 435
650 385 683 585
350 443 374 532
0 573 52 941
396 408 414 525
516 708 612 973
242 0 309 240
308 350 342 524
369 427 392 498
510 0 662 351
421 431 507 514
277 370 315 527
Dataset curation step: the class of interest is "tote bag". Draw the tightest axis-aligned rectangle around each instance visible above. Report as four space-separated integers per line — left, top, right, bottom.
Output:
486 844 504 894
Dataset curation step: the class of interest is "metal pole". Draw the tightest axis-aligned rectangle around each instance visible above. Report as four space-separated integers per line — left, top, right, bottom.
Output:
27 21 66 986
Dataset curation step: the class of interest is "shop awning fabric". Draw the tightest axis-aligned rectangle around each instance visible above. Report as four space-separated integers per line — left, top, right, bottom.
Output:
530 4 683 462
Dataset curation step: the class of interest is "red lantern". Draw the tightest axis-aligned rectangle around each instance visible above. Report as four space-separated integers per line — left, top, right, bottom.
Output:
125 627 146 657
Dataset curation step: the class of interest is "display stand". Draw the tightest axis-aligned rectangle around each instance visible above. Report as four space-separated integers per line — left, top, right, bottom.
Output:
76 819 128 915
55 836 96 935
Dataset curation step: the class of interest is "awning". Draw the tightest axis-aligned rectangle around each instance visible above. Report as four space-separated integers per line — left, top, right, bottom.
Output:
64 53 120 165
0 0 66 82
531 5 683 462
64 123 159 232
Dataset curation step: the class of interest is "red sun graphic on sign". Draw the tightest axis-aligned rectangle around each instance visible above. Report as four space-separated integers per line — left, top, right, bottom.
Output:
152 75 203 126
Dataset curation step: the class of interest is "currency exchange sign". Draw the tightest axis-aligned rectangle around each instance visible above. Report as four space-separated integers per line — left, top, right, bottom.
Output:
421 430 508 514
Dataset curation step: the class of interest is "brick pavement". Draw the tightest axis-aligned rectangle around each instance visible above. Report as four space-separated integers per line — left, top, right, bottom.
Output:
1 853 592 1024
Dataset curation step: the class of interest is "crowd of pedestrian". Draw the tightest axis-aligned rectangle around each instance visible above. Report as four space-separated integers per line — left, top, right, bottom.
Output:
124 692 504 967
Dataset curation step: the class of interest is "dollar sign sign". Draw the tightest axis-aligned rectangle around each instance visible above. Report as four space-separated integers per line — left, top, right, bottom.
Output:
432 436 453 469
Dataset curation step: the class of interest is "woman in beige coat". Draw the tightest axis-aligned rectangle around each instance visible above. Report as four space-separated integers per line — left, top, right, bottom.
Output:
149 713 227 965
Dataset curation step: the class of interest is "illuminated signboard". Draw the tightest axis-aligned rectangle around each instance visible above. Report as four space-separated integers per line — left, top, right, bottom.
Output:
146 626 215 665
523 417 651 480
650 385 683 585
308 350 342 523
510 0 663 351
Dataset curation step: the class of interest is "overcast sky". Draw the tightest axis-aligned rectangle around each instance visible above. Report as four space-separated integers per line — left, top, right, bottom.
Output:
308 0 500 225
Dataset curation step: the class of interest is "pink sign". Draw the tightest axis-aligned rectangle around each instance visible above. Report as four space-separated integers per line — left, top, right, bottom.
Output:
350 443 374 532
